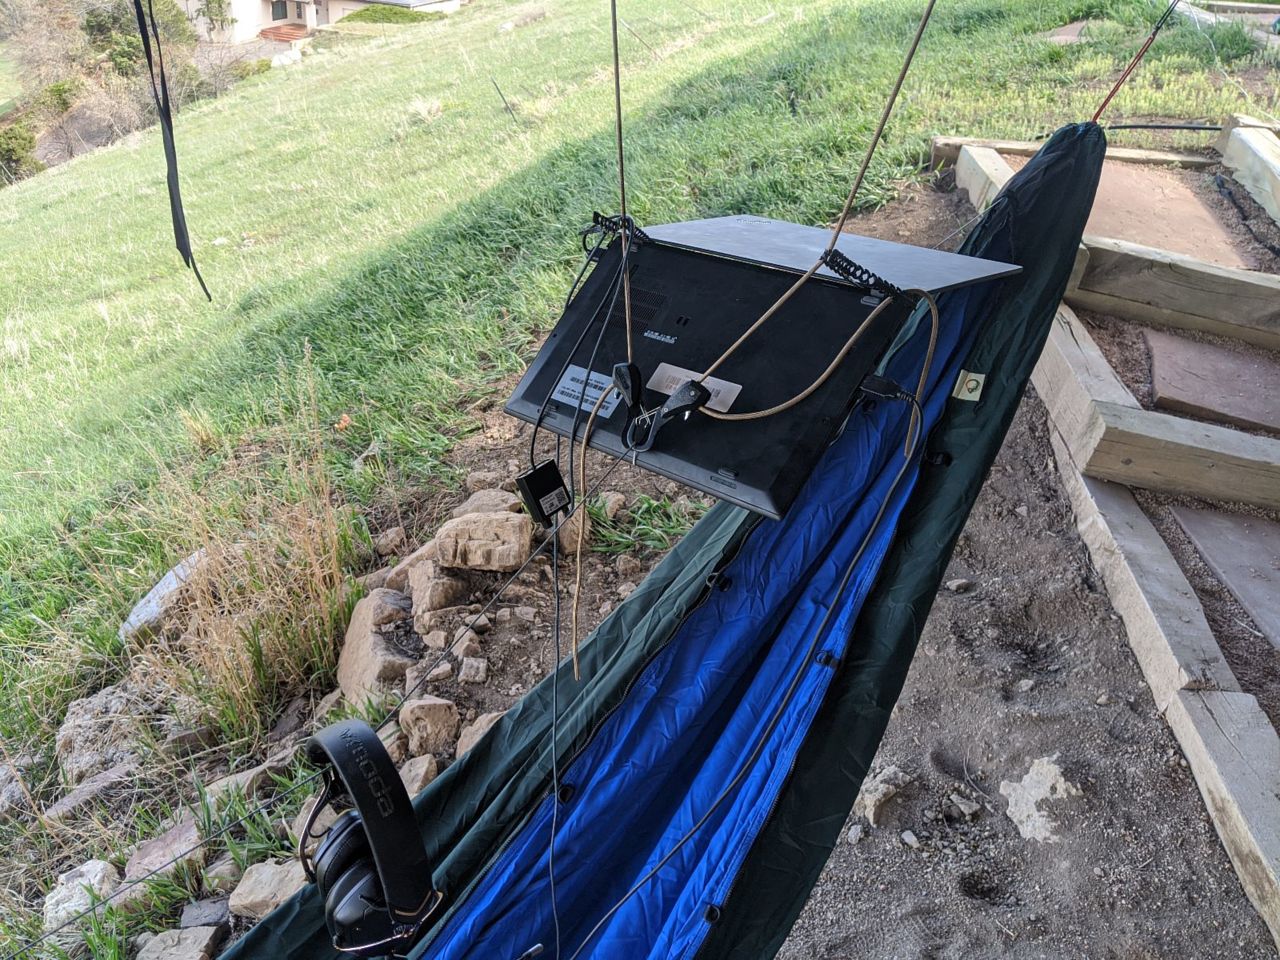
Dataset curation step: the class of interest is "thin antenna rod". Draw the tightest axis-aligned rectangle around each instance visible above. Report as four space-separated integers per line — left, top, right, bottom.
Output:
609 0 635 363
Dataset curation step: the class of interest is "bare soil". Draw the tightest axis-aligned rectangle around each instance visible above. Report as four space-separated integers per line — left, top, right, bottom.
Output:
367 179 1277 958
1004 156 1280 273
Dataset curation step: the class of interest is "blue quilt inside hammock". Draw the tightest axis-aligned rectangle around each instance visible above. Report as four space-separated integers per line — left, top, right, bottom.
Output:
416 266 1003 959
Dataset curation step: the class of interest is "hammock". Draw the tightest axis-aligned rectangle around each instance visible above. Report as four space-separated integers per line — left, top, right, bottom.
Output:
221 121 1105 960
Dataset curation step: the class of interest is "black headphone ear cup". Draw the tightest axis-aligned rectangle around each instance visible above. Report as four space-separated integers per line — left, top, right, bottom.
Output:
326 864 394 952
313 810 370 897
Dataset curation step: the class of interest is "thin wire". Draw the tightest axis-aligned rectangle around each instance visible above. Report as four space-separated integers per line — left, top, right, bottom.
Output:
6 450 639 960
565 395 927 960
563 293 941 960
694 0 939 390
609 0 636 364
4 772 323 960
548 479 564 960
1091 0 1180 124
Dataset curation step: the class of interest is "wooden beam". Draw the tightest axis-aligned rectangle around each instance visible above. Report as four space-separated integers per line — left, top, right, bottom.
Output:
954 145 1014 211
1050 432 1240 709
1165 690 1280 953
1081 400 1280 511
1068 236 1280 351
931 136 1215 170
1203 0 1280 13
1220 125 1280 226
1215 113 1280 155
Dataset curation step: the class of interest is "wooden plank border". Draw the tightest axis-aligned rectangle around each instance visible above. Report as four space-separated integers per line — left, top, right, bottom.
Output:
1051 431 1280 952
932 136 1215 170
1220 123 1280 226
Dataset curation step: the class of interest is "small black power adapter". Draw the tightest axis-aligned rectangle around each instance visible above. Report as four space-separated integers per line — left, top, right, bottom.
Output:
516 460 571 528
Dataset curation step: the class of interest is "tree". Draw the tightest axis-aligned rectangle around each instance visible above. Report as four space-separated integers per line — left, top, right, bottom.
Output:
0 121 43 183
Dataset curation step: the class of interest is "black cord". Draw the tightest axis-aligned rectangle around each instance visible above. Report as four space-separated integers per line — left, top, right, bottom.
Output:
528 248 625 471
548 506 564 960
1215 173 1280 258
564 394 924 960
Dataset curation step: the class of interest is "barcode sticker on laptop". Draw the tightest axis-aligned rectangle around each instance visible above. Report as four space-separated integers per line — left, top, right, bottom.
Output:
646 363 742 414
551 365 623 417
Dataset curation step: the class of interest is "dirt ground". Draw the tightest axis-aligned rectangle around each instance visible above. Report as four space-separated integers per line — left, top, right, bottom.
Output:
374 178 1277 958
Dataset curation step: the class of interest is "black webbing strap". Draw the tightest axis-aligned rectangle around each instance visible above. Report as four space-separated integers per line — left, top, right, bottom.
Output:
132 0 210 300
307 720 437 918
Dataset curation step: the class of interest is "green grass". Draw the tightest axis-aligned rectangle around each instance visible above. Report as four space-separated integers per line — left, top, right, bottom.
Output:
340 4 446 24
2 0 1276 756
0 42 19 118
0 0 1276 946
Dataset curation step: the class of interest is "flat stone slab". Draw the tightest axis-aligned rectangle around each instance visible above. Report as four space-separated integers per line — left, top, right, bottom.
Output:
1043 19 1091 43
1173 504 1280 652
1146 329 1280 433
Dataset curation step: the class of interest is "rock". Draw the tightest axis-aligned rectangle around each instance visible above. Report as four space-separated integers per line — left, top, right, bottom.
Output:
452 489 522 519
385 541 438 594
291 795 338 855
366 588 412 627
0 757 31 818
458 658 489 684
137 926 226 960
515 605 536 622
455 638 483 659
404 659 452 694
373 526 407 557
846 823 864 844
45 762 138 823
179 898 229 931
267 697 310 744
616 582 637 600
600 491 627 519
457 711 505 757
357 567 391 591
399 754 439 794
228 860 308 920
312 689 345 727
436 512 532 572
465 469 514 493
400 697 460 756
471 613 492 634
615 555 645 579
453 625 482 648
999 754 1082 843
901 829 921 849
161 724 218 757
945 578 975 593
1095 692 1112 706
204 749 296 810
557 508 592 553
418 604 468 636
379 722 410 764
118 549 207 644
203 856 242 895
408 566 469 627
1015 678 1035 693
853 765 913 827
337 593 418 705
126 820 204 882
55 682 152 786
949 792 982 818
43 860 120 943
421 630 448 651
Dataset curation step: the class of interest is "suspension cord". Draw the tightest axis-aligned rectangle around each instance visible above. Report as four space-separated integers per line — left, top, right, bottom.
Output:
1091 0 1180 124
563 292 940 960
693 0 939 393
609 0 636 364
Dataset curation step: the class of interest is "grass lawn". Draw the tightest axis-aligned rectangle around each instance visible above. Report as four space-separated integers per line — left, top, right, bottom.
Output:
0 42 19 118
0 0 1275 944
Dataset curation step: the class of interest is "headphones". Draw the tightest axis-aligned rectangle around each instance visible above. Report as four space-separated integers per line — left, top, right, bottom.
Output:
299 719 443 958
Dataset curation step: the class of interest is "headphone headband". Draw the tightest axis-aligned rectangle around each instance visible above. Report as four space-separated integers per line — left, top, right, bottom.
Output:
306 720 437 919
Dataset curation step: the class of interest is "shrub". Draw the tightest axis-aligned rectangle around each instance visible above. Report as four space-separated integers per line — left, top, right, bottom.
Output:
231 58 272 81
0 122 43 183
341 5 446 25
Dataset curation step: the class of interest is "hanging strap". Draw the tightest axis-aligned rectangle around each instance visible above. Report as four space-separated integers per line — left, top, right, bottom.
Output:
132 0 211 300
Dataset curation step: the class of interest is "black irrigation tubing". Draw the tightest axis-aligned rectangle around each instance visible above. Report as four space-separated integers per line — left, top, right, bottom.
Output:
11 440 634 960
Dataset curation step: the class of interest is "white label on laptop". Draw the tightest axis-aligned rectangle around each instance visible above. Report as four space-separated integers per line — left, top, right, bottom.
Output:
551 365 623 417
646 363 742 414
